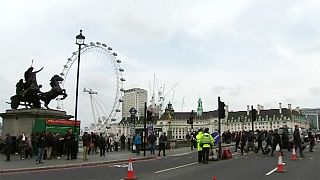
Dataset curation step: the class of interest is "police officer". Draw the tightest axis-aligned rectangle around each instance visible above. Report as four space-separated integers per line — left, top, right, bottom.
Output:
196 128 203 163
200 128 214 164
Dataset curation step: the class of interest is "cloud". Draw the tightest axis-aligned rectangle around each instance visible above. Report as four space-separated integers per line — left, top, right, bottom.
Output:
309 87 320 96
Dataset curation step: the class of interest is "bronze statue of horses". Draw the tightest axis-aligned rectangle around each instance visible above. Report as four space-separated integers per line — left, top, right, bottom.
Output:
40 75 67 109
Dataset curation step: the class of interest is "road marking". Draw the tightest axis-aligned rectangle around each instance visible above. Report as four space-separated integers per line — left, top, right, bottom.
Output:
169 152 192 157
155 162 198 174
266 163 285 176
310 158 314 160
109 164 128 168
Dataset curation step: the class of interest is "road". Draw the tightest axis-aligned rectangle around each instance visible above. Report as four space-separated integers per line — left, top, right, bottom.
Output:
1 144 319 180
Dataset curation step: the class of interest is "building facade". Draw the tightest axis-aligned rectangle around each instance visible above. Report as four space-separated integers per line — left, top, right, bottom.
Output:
156 103 310 140
300 108 320 130
122 88 148 119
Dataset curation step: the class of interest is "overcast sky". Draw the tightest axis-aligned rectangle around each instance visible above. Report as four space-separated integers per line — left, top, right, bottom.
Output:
1 0 319 127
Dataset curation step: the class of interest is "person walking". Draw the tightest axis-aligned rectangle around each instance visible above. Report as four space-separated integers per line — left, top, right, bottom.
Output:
264 130 273 150
148 132 157 155
246 131 255 153
65 129 75 160
134 133 142 155
99 133 106 156
158 132 167 156
36 132 45 164
293 125 304 158
4 134 12 161
196 129 204 162
256 130 264 154
114 134 120 152
234 131 240 152
308 131 315 152
120 134 126 150
82 132 91 160
271 129 282 157
18 133 26 160
45 132 54 160
240 130 247 156
199 128 214 164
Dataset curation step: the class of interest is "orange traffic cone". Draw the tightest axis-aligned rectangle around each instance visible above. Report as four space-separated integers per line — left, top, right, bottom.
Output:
277 152 285 173
290 145 298 161
125 158 137 180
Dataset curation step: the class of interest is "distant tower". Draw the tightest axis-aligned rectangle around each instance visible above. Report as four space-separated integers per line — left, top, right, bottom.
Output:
197 98 203 116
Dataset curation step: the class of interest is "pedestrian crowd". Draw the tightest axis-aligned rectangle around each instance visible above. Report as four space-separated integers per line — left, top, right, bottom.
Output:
187 125 317 164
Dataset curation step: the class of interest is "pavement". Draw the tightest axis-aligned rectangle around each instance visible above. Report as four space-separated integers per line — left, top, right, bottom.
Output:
0 146 199 173
0 142 236 174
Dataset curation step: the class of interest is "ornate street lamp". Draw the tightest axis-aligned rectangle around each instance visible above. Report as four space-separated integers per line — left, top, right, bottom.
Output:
165 102 174 139
74 30 85 137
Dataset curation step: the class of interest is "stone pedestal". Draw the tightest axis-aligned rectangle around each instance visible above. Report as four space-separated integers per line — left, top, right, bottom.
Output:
0 108 73 139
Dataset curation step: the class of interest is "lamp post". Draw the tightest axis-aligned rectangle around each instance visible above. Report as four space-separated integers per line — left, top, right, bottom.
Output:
166 102 174 139
74 30 85 136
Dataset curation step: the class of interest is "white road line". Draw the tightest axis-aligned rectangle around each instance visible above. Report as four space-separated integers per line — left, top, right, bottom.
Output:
155 162 198 174
265 163 285 176
168 152 193 157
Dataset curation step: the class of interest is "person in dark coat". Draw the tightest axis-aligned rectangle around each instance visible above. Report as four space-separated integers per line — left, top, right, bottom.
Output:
148 132 157 155
256 130 264 154
158 132 167 156
65 129 75 160
36 132 46 164
120 134 126 150
308 131 315 152
271 129 282 157
293 125 304 158
98 133 106 156
4 134 12 161
234 131 240 152
240 131 247 155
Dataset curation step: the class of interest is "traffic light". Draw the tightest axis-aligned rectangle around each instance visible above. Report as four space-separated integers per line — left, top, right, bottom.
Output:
147 110 154 121
252 109 257 121
218 100 226 119
187 110 194 124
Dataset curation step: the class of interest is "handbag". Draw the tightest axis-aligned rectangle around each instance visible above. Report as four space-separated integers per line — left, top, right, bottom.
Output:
276 144 280 151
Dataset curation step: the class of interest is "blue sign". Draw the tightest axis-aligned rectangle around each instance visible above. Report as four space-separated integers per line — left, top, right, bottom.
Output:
211 131 221 145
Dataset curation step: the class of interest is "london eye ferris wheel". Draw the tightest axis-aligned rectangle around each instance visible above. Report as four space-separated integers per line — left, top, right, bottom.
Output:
57 41 125 132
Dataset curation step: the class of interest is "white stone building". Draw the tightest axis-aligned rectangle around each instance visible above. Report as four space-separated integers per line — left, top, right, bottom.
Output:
122 88 147 119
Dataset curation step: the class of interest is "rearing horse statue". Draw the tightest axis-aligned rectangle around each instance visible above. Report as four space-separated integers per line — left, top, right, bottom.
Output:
40 75 67 109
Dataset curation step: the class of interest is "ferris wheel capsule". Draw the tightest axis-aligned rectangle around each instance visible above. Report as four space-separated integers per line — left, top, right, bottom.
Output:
90 42 95 46
72 52 77 55
96 42 101 45
116 60 121 63
102 43 107 47
120 88 125 92
119 68 124 72
119 99 123 102
60 72 64 76
120 78 125 81
116 109 121 112
108 47 112 50
112 52 117 56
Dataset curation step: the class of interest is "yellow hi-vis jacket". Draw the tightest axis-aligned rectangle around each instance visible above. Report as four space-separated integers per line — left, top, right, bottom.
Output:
196 131 203 151
200 133 214 148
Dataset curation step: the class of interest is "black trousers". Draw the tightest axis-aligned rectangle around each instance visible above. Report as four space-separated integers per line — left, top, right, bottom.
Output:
158 144 166 156
235 141 240 152
202 148 210 163
256 141 264 153
198 150 203 162
99 146 105 156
